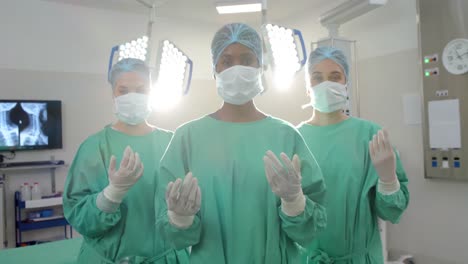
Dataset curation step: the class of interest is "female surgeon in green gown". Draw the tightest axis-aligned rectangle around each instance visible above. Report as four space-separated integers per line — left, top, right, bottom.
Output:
297 46 410 263
155 23 327 264
63 58 188 264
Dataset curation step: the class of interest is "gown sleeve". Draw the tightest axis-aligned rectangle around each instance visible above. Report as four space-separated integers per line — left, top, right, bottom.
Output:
278 131 327 248
374 150 410 224
63 136 123 238
155 126 202 250
367 125 410 224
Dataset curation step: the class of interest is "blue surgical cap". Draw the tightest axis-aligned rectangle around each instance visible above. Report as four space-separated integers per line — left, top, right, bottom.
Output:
108 58 150 89
211 23 263 69
308 46 349 81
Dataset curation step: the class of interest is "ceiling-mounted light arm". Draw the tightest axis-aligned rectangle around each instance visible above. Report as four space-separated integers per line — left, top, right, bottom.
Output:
325 24 340 38
135 0 159 63
320 0 387 37
136 0 152 9
261 0 267 25
145 2 157 62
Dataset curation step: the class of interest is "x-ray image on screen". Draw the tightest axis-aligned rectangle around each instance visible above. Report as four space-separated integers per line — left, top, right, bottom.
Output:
18 103 48 146
0 103 19 147
0 100 61 151
0 102 49 148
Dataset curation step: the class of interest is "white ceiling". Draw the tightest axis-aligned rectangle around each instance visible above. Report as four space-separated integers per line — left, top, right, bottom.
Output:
41 0 348 25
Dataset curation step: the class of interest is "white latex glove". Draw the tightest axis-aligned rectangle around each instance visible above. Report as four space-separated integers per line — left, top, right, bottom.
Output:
103 146 144 203
369 129 398 183
264 151 305 216
166 172 201 229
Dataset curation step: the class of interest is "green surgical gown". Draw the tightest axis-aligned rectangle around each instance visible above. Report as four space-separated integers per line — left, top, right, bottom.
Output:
63 125 188 264
156 116 327 264
297 117 409 264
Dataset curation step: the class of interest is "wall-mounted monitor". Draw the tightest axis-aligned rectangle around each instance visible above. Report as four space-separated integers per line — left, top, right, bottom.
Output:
0 100 62 151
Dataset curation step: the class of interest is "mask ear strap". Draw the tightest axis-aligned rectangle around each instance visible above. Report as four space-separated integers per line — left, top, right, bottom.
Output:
301 103 313 110
301 86 315 109
112 98 118 114
259 67 269 94
212 65 218 80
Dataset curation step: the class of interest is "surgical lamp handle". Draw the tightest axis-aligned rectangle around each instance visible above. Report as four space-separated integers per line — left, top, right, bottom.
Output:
107 45 119 81
184 59 193 95
293 29 307 67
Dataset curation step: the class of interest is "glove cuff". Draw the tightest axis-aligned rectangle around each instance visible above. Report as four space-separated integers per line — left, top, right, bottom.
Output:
378 177 400 195
96 192 120 213
281 194 306 217
103 185 128 203
168 211 194 229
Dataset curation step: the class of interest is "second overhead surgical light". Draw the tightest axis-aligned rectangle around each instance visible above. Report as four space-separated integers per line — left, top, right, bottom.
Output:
262 24 307 90
151 40 193 112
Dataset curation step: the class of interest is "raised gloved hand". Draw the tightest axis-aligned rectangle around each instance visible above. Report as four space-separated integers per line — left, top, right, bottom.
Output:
264 151 305 216
369 129 397 183
103 146 144 203
166 172 201 228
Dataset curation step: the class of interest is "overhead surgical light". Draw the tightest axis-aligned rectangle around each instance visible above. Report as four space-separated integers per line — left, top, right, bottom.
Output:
108 36 149 77
215 0 263 14
106 1 195 113
262 24 307 90
151 40 193 112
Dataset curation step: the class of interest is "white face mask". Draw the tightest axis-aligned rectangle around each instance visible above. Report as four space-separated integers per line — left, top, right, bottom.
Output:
305 81 348 113
114 93 151 125
215 65 263 105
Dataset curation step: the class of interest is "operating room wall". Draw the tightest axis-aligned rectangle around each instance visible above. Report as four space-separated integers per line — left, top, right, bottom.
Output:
286 0 468 263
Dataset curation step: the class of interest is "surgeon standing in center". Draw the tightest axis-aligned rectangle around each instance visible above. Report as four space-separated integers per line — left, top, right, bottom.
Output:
155 23 327 264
